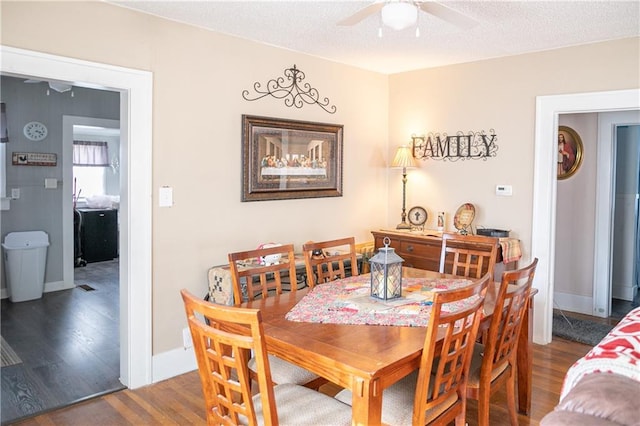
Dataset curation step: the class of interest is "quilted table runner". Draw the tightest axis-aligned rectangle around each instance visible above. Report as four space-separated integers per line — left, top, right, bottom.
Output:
285 274 474 327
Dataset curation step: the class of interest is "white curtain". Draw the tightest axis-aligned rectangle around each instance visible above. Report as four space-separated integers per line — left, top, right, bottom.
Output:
73 140 109 166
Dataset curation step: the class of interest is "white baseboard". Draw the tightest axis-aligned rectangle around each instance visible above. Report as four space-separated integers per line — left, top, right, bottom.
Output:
152 346 197 383
44 280 73 293
1 280 72 300
611 283 636 302
553 291 593 315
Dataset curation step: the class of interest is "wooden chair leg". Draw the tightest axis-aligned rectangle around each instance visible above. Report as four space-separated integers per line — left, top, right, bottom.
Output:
506 369 518 425
478 387 491 426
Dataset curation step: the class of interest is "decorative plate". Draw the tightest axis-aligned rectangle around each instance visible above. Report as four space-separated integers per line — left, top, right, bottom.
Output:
453 203 476 231
408 206 428 227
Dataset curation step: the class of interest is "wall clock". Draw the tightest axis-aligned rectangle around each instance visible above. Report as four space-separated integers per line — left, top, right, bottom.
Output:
23 121 48 141
408 206 428 227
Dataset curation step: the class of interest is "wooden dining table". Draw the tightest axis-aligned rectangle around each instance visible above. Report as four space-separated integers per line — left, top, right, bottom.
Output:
239 267 536 426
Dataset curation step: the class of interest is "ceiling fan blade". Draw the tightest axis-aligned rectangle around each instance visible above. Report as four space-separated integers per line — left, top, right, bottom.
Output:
417 2 479 28
24 79 43 84
337 3 385 26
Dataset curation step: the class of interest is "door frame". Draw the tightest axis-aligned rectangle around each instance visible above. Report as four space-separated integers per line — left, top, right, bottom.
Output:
595 112 640 316
62 116 120 291
0 46 153 388
532 89 640 344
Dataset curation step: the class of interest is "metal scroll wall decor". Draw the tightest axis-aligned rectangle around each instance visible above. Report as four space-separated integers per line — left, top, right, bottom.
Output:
411 130 498 161
242 65 337 114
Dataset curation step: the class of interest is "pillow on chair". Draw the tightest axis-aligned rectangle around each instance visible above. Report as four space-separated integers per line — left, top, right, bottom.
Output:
206 267 233 305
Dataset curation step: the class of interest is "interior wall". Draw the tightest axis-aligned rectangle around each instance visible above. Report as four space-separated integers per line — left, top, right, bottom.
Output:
0 75 120 290
389 39 639 341
388 38 639 272
554 113 598 314
0 1 389 354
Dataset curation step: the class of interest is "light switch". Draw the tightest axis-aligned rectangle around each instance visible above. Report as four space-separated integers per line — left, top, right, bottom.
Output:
496 184 512 196
11 188 20 199
159 186 173 207
45 178 58 189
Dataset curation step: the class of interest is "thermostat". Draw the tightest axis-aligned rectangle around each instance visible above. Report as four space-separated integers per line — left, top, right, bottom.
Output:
496 185 512 196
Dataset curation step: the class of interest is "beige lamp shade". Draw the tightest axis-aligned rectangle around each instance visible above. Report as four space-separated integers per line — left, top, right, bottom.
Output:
391 145 418 169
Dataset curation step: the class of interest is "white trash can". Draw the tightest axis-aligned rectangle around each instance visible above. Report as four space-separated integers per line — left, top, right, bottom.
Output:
2 231 49 302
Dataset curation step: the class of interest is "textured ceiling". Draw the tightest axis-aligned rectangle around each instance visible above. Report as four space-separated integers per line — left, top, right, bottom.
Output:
110 1 640 74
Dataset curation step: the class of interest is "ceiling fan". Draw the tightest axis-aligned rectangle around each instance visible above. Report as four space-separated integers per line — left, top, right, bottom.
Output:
338 0 478 31
24 79 74 94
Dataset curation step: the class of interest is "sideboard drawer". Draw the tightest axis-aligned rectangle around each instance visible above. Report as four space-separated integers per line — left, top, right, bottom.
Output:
372 230 442 272
399 240 439 258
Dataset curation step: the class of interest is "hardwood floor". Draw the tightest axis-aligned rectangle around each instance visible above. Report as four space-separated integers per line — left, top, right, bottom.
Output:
11 337 593 426
1 260 122 425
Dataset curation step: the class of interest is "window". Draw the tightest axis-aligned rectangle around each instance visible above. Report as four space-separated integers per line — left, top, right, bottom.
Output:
73 166 106 197
73 140 109 198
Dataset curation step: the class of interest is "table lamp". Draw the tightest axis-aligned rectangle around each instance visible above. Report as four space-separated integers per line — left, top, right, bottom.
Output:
391 145 418 230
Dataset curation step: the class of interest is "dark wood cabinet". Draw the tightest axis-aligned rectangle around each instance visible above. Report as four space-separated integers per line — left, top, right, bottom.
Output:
372 229 443 270
79 209 118 263
371 229 511 272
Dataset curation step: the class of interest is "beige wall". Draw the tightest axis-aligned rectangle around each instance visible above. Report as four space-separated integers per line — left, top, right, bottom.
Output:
1 1 389 354
3 1 639 356
389 37 640 266
555 113 598 299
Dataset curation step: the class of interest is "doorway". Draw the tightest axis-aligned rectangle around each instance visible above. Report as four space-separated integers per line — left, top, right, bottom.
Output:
611 124 640 315
553 113 640 320
531 89 640 344
0 46 153 388
593 111 640 317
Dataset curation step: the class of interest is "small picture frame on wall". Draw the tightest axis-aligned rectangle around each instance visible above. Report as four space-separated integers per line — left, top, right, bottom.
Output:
557 126 583 180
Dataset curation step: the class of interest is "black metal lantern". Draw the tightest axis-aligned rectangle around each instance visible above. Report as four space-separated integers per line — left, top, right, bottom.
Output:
370 237 403 300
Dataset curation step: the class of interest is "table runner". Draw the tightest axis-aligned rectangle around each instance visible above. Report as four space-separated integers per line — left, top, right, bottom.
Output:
285 275 474 327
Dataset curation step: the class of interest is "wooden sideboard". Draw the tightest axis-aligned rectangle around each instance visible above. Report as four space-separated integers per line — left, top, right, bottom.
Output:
371 229 513 272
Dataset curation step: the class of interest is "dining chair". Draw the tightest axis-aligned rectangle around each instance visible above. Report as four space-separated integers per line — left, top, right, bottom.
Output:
439 233 500 279
302 237 359 288
228 243 301 304
228 244 324 389
335 273 491 426
180 290 352 426
466 258 538 426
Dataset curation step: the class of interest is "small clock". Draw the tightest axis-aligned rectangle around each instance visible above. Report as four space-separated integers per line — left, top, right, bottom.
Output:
408 206 428 227
23 121 48 141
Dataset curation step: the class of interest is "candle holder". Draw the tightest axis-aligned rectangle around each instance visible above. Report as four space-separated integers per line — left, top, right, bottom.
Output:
370 237 404 300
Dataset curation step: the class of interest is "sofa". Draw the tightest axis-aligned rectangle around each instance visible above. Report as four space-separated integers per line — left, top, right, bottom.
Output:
541 306 640 425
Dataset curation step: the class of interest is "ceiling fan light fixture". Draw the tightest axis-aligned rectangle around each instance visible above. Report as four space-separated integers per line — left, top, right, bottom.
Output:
381 2 418 31
48 81 73 93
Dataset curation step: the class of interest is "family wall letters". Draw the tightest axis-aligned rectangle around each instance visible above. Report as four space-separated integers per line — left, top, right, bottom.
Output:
412 130 498 161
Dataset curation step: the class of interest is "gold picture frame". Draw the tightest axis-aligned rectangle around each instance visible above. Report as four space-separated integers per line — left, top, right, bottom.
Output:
242 115 343 201
557 126 583 180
